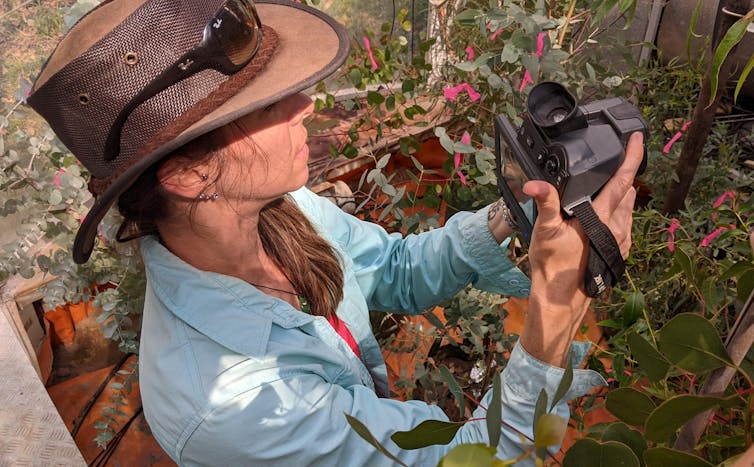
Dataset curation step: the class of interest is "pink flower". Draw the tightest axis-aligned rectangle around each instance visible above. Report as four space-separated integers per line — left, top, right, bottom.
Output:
53 168 64 187
519 69 534 92
700 224 736 247
454 132 471 186
668 218 680 251
487 23 503 40
536 32 546 58
465 46 474 61
713 191 736 209
363 37 378 71
662 121 691 154
443 83 481 102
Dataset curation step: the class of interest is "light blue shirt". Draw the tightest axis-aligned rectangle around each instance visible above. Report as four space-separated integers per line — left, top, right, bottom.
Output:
138 187 605 466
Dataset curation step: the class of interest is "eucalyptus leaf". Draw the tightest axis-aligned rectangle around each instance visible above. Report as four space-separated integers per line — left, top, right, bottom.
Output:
438 444 497 467
643 447 714 467
644 395 725 443
657 313 732 374
563 439 640 467
626 332 670 383
391 419 464 449
534 413 567 447
605 388 656 427
709 9 754 106
623 291 644 327
533 388 548 435
486 370 502 448
601 423 648 467
738 269 754 303
551 352 573 411
344 414 407 467
440 365 465 417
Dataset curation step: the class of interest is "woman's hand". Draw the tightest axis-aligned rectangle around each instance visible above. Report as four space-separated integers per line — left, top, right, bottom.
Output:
519 132 645 366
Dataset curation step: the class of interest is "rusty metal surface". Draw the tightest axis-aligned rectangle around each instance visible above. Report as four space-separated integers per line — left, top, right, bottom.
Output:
0 310 85 467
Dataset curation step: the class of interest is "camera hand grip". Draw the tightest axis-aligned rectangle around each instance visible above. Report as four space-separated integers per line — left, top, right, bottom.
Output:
571 201 626 297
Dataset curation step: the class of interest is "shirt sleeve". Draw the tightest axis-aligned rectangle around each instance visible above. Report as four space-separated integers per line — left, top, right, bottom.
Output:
293 188 531 313
178 341 606 466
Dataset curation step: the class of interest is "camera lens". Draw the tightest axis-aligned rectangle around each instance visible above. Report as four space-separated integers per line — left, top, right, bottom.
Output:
527 82 578 130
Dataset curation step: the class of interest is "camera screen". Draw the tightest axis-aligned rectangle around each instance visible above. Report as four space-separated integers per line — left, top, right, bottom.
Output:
494 115 536 244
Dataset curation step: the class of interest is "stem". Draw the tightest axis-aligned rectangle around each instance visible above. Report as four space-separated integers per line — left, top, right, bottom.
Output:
557 0 578 47
746 393 753 446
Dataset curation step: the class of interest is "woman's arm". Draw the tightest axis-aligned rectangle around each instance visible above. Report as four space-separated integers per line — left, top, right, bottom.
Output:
520 131 644 366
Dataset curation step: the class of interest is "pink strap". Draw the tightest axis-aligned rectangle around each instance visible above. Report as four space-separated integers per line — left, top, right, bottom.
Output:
327 315 361 359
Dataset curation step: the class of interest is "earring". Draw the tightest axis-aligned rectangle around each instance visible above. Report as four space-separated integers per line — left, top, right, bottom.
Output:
200 173 209 181
198 192 219 201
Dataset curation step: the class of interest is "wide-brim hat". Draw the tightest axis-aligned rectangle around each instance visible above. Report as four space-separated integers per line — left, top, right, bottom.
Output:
27 0 350 263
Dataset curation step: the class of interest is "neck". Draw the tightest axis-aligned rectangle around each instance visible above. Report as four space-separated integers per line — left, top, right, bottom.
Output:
157 198 290 291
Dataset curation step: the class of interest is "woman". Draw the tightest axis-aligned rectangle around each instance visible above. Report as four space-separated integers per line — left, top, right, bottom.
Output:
27 0 643 465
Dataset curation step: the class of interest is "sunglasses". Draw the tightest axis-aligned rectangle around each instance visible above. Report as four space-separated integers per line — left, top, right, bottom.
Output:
104 0 263 161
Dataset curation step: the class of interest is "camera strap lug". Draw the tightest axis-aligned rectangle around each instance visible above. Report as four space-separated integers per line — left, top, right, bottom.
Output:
571 200 626 297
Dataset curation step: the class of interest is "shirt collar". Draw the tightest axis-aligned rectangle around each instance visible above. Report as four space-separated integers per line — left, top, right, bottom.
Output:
141 236 315 357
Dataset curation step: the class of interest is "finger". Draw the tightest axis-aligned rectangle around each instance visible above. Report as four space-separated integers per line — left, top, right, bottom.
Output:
523 180 562 230
610 187 636 258
592 131 644 216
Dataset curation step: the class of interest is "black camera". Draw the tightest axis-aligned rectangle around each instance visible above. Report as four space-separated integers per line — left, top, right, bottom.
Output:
495 82 648 243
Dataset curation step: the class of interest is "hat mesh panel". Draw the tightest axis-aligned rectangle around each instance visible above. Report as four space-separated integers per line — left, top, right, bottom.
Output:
28 0 229 179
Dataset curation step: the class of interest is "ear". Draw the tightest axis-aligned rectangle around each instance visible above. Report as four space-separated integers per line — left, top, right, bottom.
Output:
157 158 211 199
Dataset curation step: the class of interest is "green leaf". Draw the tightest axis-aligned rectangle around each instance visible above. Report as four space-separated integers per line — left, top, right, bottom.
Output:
623 291 644 327
709 8 754 106
673 247 696 287
486 370 502 448
391 419 464 449
601 423 648 467
533 388 548 434
644 395 724 443
563 439 640 467
738 269 754 303
385 95 396 112
534 413 567 447
605 388 656 427
438 444 497 467
367 90 385 106
627 332 670 383
348 68 362 87
643 447 713 467
657 313 733 373
376 154 390 169
551 352 573 411
454 9 484 25
344 414 407 467
440 365 465 417
720 260 754 282
734 52 754 103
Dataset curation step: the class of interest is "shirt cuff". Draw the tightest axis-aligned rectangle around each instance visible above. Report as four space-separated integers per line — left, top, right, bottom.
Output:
457 205 531 297
503 341 607 402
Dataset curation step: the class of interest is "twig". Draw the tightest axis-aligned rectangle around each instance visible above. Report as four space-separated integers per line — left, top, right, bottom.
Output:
557 0 578 47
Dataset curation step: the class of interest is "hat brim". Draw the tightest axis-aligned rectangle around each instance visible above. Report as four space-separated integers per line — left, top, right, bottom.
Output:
73 0 350 263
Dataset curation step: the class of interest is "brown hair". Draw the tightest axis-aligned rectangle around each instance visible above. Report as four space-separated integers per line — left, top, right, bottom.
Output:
117 125 343 318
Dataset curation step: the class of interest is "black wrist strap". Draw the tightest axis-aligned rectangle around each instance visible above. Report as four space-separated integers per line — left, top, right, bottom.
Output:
571 201 625 297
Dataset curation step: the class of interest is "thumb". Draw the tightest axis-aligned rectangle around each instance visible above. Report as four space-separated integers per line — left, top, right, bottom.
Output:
523 180 562 229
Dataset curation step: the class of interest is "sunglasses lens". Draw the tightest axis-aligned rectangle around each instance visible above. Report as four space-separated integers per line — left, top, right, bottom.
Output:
214 0 262 67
